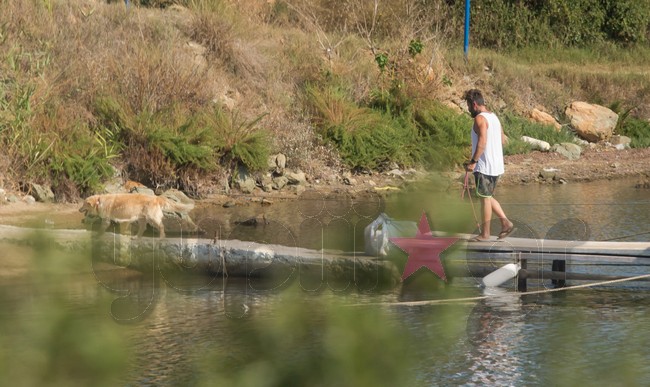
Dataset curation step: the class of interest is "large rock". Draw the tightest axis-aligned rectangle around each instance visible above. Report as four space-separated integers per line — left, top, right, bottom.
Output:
552 143 582 160
233 165 257 194
30 183 54 203
565 101 617 142
530 108 561 130
521 136 550 151
161 189 199 234
267 153 287 175
610 135 631 148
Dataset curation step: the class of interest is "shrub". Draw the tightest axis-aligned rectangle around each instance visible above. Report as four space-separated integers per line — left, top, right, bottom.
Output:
207 108 270 171
602 0 650 44
413 102 473 168
306 85 423 170
618 118 650 148
501 112 575 144
465 0 556 49
93 97 219 190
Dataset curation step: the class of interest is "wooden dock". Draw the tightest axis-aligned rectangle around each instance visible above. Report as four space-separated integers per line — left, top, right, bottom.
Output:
2 224 649 290
448 235 650 290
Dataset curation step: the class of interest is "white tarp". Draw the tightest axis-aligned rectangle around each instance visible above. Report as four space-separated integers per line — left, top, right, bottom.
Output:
364 213 418 256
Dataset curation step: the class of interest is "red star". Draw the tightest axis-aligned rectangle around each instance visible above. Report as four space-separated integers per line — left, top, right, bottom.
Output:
389 212 459 281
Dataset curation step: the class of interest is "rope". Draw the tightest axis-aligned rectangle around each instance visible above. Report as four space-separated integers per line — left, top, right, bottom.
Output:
348 272 650 307
461 171 482 234
600 230 650 241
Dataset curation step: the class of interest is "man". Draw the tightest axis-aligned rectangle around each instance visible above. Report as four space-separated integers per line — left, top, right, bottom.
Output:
463 89 515 241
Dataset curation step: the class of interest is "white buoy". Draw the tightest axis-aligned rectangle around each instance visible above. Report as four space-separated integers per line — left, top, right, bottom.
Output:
482 263 521 287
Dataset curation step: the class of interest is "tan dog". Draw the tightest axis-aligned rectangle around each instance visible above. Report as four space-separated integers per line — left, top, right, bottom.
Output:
79 193 194 238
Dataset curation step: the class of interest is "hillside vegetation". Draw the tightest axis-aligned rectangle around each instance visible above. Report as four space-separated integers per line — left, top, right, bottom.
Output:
1 0 650 200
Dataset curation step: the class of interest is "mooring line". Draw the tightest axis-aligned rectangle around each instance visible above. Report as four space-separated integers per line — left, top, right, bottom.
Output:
600 230 650 241
348 273 650 307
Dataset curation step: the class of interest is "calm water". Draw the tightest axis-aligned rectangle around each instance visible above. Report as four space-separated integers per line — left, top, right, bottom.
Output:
1 179 650 386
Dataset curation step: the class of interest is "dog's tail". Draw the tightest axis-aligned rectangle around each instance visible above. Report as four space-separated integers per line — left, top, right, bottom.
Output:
162 197 195 213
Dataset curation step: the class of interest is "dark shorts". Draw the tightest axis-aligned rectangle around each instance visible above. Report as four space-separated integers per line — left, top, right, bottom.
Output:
474 172 499 198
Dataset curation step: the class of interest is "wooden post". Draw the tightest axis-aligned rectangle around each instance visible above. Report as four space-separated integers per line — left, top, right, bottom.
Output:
551 259 566 288
517 252 527 292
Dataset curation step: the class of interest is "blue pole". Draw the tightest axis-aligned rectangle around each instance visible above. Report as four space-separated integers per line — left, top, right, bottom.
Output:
464 0 471 61
125 0 129 9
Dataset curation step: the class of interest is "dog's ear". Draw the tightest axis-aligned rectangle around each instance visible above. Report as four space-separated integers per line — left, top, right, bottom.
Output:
91 196 100 209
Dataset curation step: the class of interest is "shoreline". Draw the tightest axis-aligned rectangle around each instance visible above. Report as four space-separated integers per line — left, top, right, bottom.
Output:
0 147 648 228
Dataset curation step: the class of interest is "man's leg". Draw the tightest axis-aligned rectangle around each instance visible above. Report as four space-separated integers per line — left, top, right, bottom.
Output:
490 197 513 232
479 197 492 239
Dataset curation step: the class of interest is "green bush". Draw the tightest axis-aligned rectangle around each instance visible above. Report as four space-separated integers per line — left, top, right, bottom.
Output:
619 117 650 148
457 0 650 49
414 102 473 168
93 97 270 190
465 0 556 49
93 97 219 189
542 0 607 47
196 288 419 387
602 0 650 44
50 125 119 197
307 85 423 170
501 112 575 144
208 108 270 171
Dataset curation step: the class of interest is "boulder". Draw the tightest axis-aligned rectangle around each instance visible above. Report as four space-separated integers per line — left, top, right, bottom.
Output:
565 101 617 142
272 175 289 190
131 186 155 196
233 166 257 194
286 171 306 185
539 168 559 181
552 143 582 160
521 136 551 152
161 189 194 207
610 135 631 148
161 189 198 234
530 108 561 130
275 153 287 171
260 175 273 192
30 183 54 203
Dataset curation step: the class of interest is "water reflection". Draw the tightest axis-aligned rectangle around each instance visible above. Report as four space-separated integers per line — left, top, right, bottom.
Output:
3 180 650 385
464 287 527 385
496 179 650 242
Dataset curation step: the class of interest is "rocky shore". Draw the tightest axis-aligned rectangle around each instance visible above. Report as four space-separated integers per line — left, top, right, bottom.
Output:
501 146 650 185
0 146 649 228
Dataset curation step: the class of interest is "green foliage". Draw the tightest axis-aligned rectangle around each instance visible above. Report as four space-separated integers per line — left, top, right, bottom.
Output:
94 96 270 178
542 0 606 47
0 232 131 386
208 108 270 171
408 39 423 57
414 102 473 168
374 52 388 72
466 0 556 49
601 0 649 44
462 0 650 49
500 112 576 155
618 117 650 148
369 81 412 116
307 85 423 170
503 138 533 156
50 125 119 197
148 123 216 170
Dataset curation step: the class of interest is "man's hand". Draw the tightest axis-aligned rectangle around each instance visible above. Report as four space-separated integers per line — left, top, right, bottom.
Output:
465 160 476 172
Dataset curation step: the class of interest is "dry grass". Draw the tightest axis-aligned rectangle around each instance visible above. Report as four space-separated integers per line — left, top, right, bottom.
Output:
1 0 650 199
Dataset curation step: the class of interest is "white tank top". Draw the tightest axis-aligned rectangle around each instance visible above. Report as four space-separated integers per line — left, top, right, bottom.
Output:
471 112 505 176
